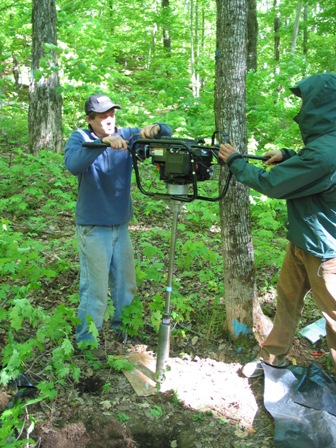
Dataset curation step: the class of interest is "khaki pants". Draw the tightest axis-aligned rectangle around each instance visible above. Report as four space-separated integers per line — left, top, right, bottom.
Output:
260 242 336 371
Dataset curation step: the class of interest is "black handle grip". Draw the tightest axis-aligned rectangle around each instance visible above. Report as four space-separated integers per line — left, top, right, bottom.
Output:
82 141 108 148
243 154 269 161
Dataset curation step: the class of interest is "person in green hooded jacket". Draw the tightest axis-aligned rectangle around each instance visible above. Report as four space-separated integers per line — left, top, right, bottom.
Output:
219 73 336 378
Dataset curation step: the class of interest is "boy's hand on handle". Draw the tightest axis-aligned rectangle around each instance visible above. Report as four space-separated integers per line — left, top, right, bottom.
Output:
140 124 160 139
102 136 128 151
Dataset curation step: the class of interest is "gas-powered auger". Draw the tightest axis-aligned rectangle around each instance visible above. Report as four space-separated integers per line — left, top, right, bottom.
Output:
83 132 267 380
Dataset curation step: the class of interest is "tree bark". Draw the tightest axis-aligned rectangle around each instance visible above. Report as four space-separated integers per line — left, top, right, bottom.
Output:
274 16 280 62
215 0 259 340
247 0 258 71
190 0 196 97
162 0 171 54
29 0 62 154
291 2 302 54
302 3 308 56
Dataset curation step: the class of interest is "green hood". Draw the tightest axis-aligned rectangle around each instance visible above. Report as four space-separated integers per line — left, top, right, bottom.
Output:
290 73 336 144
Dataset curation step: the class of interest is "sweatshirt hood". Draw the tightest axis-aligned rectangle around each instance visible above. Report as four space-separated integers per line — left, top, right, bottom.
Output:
290 73 336 144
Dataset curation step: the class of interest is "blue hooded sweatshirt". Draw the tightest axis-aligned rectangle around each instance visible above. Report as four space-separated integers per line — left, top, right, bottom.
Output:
65 123 172 225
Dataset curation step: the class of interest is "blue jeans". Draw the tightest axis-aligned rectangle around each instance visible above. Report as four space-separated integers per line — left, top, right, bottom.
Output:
75 224 136 344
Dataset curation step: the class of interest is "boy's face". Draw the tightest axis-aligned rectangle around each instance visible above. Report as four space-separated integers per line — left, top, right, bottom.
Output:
86 109 116 138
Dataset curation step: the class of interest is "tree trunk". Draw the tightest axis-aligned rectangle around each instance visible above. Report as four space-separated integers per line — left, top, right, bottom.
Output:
215 0 273 341
274 15 280 62
215 0 260 341
303 3 308 55
291 2 302 54
29 0 62 154
162 0 171 54
247 0 258 71
190 0 196 97
0 70 5 138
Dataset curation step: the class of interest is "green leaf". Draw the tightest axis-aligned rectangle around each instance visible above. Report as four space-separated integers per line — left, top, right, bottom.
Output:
61 338 74 356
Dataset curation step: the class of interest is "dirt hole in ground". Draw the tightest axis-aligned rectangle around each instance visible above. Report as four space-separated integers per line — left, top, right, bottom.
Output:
132 430 175 448
76 375 105 394
38 417 187 448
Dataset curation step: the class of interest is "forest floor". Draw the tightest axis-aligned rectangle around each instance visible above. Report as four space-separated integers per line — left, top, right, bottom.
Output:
1 323 330 448
0 198 334 448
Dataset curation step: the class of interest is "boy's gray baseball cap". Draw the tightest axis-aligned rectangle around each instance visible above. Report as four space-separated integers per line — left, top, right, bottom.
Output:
85 94 121 115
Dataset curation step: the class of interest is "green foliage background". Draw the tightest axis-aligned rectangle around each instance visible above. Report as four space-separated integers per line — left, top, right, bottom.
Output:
0 0 334 444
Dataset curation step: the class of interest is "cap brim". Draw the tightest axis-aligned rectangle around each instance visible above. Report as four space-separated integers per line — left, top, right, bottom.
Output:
289 86 301 97
86 104 121 114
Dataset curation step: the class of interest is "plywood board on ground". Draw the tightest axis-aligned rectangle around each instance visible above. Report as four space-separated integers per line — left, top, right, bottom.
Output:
117 352 158 396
